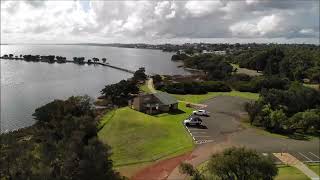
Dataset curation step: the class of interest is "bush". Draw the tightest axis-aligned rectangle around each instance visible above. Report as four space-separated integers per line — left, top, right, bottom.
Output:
231 76 290 93
232 81 258 92
162 81 231 94
202 81 231 92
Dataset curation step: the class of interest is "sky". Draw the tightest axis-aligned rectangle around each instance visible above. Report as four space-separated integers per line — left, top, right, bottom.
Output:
1 0 319 44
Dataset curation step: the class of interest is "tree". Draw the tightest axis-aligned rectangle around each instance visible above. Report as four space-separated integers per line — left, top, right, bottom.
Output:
102 58 107 63
245 101 262 125
1 96 124 180
207 147 278 180
133 67 147 82
179 163 204 180
93 57 99 63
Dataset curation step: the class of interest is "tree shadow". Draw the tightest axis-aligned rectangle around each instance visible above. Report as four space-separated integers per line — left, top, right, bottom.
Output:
187 124 208 129
168 109 186 115
287 133 319 141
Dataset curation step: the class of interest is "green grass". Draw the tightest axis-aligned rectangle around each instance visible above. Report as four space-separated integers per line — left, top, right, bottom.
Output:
231 63 262 76
98 103 194 166
139 83 152 93
97 109 116 130
276 165 309 180
303 83 319 90
307 163 320 176
171 91 259 104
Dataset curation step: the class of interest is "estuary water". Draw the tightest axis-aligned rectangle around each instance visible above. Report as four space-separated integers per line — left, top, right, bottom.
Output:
1 45 188 132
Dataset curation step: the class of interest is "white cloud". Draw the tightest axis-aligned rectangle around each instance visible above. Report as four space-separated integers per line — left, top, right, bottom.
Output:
257 14 282 35
184 1 223 17
1 0 319 44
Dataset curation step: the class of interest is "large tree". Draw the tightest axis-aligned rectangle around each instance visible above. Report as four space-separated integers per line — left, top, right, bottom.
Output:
207 147 277 180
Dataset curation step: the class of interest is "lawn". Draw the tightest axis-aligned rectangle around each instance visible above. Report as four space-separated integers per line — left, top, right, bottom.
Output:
307 163 320 176
139 83 152 93
172 91 259 104
231 63 262 76
98 103 194 166
276 165 309 180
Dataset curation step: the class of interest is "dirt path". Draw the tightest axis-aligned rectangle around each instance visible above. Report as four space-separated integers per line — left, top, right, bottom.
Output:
147 78 156 93
131 152 193 180
274 153 319 180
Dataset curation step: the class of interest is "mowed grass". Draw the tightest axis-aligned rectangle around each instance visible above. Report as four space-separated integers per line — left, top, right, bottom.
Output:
172 91 259 104
307 163 320 176
276 165 309 180
139 83 152 93
231 63 262 76
98 103 194 166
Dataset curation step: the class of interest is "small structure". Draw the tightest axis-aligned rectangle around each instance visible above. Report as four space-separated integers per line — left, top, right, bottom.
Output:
129 92 178 114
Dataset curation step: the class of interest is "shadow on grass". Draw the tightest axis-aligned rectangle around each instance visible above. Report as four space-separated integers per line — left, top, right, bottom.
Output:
168 109 186 115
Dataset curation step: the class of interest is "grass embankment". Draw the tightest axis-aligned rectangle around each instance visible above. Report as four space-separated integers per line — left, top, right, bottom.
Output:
276 165 309 180
98 103 194 166
197 162 309 180
139 83 152 93
172 91 259 104
231 63 262 76
303 83 319 90
307 163 320 176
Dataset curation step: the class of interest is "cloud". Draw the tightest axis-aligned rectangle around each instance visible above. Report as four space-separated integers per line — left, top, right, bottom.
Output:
1 0 319 44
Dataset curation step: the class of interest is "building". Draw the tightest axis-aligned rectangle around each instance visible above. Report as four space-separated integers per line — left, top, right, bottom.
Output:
129 92 178 114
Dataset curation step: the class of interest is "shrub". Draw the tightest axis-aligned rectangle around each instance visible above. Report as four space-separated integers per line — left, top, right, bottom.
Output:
202 81 231 92
162 81 231 94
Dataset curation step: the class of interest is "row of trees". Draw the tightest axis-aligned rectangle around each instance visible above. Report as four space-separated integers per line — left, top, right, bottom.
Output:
180 147 278 180
2 54 108 64
158 81 231 94
0 96 124 180
245 83 320 134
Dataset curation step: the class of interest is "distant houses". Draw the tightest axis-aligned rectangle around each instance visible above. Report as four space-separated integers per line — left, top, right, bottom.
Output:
129 92 178 114
202 50 226 55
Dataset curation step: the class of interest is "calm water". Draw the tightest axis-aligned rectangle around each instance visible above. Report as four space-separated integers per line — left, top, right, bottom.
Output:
1 45 188 132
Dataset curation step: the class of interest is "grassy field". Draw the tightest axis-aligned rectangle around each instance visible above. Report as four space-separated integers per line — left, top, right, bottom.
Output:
307 163 320 176
139 83 152 93
98 103 194 166
171 91 259 104
231 63 262 76
276 165 309 180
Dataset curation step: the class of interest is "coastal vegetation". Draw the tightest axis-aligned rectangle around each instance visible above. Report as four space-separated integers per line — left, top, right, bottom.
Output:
245 82 320 135
0 96 123 180
0 53 109 66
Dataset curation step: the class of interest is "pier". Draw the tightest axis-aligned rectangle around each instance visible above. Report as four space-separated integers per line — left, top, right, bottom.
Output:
1 57 137 75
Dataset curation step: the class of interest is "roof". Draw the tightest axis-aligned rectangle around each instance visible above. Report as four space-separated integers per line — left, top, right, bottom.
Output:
153 92 178 105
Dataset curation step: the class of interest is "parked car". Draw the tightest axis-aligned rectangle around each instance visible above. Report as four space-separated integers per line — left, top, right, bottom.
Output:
192 110 209 116
184 116 202 126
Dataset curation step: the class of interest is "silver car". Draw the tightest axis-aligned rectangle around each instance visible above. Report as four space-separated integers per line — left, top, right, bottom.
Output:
184 116 203 126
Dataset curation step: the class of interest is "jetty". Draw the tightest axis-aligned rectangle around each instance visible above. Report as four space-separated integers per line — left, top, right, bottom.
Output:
0 57 137 75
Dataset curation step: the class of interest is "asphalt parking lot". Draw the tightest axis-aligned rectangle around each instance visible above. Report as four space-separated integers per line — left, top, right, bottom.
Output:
184 96 250 144
184 96 319 154
262 151 320 164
